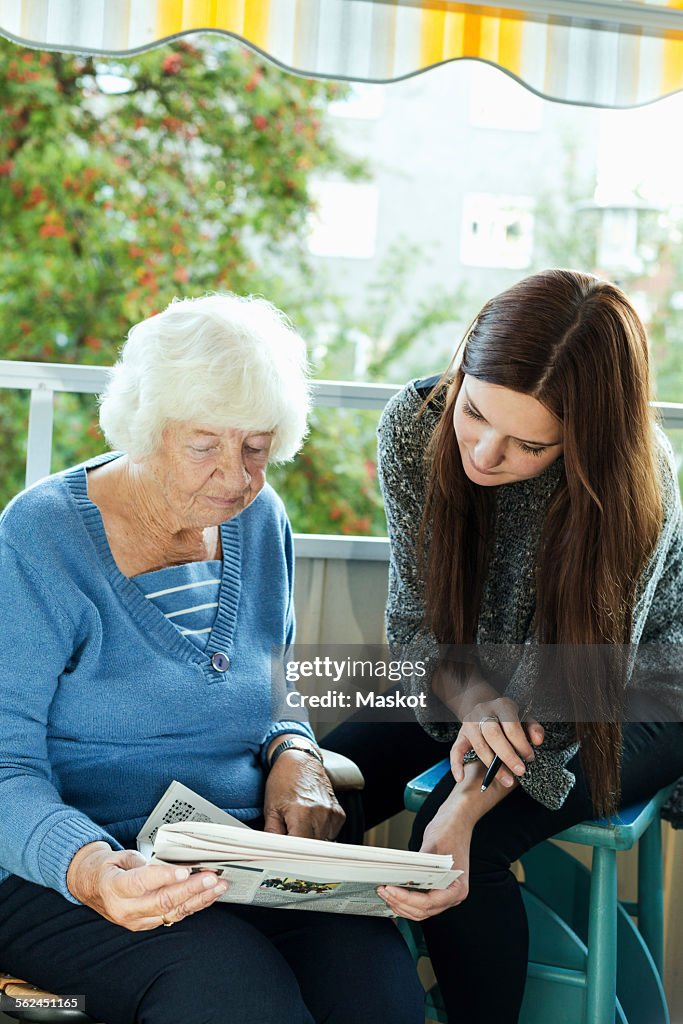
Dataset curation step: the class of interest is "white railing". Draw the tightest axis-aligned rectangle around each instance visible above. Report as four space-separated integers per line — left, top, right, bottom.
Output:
2 358 682 562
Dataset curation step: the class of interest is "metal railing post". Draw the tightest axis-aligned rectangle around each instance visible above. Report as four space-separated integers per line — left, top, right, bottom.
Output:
25 385 55 489
0 359 680 559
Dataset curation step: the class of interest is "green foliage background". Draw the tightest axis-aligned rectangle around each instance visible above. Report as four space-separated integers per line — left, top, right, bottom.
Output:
0 36 680 531
0 33 469 534
0 36 367 530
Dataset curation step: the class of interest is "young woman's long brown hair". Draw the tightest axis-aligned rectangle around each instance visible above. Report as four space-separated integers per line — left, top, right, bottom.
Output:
421 269 663 815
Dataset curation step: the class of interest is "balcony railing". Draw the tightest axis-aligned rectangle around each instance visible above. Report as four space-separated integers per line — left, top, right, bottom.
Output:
2 358 682 561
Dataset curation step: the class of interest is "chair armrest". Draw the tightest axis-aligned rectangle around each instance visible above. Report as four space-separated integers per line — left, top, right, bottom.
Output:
320 749 365 792
0 975 95 1021
0 975 25 991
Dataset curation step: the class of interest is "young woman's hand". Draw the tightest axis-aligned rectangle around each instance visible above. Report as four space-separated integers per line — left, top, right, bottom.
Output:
378 871 467 921
377 751 528 921
451 697 544 787
378 815 471 920
378 778 475 920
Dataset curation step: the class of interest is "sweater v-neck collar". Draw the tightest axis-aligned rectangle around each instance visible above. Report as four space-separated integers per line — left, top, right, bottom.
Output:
63 454 243 682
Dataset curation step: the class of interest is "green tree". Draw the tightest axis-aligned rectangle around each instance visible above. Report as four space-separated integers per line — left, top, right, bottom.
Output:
0 34 471 538
0 35 364 505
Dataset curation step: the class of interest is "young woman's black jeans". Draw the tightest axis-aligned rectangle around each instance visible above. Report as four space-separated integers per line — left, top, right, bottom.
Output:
412 721 683 1024
325 715 683 1024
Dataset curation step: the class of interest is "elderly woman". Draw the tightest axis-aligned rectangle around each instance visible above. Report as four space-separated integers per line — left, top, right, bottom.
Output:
0 295 424 1024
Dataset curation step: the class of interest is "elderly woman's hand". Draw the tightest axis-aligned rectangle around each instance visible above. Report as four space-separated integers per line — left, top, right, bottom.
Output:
66 842 228 930
263 750 346 841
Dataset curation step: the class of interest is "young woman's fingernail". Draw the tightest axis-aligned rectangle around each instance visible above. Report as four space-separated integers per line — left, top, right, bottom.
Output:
502 775 514 787
175 868 190 881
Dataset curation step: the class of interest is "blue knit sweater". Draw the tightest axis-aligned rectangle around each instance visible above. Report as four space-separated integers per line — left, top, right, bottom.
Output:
0 455 313 902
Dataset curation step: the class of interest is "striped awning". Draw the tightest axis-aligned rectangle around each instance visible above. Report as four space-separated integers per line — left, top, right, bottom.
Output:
0 0 682 108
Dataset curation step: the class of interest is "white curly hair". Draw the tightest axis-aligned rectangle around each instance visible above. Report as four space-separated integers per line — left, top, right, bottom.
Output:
99 293 310 463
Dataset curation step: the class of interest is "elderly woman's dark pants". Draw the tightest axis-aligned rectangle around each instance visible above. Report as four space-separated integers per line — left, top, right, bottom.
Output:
0 881 424 1024
404 720 683 1024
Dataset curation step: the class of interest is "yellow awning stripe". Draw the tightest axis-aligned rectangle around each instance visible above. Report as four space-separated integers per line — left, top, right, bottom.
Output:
444 10 466 62
462 11 483 57
2 0 683 108
662 0 683 94
156 0 184 40
497 13 524 78
661 32 683 94
480 15 500 60
420 7 448 67
216 1 246 35
244 0 270 51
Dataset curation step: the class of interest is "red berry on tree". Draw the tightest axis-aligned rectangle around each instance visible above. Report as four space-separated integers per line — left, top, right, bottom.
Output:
162 53 183 75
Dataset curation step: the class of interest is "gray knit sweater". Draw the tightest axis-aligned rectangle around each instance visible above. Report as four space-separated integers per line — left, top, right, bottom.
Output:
378 378 683 825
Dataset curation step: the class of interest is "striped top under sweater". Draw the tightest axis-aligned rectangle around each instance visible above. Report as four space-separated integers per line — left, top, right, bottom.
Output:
133 561 222 652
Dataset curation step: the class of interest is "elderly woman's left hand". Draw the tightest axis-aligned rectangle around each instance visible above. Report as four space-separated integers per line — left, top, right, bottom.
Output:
264 750 346 841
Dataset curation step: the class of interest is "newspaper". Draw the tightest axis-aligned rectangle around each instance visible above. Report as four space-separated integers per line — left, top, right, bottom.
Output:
138 781 459 917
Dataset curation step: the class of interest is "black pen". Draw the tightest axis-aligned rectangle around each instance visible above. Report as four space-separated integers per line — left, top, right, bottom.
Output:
481 704 535 792
480 754 502 792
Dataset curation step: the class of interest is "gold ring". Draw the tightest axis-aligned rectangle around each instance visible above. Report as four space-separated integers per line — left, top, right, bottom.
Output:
161 915 174 927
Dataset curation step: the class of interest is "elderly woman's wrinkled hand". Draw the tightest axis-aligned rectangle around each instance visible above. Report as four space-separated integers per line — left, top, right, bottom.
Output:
263 752 346 841
66 842 228 931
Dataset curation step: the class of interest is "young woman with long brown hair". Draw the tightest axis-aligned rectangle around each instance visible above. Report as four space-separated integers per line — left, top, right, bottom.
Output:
374 269 683 1022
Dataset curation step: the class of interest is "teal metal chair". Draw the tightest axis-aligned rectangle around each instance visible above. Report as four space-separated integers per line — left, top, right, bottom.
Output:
402 760 674 1024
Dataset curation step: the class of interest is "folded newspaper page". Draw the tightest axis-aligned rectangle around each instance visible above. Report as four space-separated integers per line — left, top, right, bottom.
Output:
138 782 458 917
136 780 250 859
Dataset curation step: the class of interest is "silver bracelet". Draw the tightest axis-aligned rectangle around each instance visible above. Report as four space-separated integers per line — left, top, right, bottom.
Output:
268 738 324 771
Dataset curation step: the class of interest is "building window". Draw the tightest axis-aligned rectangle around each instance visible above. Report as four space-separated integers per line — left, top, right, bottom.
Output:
460 193 535 268
307 181 379 259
